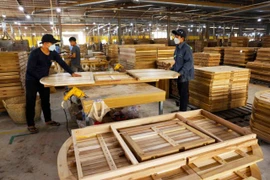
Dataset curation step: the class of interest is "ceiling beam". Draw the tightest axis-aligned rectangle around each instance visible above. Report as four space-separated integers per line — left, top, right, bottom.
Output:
140 0 240 9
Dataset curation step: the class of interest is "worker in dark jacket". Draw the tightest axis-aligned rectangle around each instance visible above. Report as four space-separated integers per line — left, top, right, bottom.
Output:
171 29 194 111
26 34 81 133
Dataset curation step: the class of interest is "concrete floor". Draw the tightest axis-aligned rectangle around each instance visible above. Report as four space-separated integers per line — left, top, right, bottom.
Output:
0 83 269 180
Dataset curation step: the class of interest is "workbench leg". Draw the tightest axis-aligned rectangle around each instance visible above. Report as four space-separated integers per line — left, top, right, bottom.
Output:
159 101 164 115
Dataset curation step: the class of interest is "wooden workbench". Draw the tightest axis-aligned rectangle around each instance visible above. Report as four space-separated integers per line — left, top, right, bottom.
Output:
40 69 179 87
80 83 166 115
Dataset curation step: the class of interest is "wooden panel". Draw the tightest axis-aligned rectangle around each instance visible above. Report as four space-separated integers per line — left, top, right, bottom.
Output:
40 72 95 87
94 73 133 82
80 83 166 114
187 140 263 179
127 69 179 80
193 52 221 67
119 119 215 161
71 131 133 179
66 110 259 180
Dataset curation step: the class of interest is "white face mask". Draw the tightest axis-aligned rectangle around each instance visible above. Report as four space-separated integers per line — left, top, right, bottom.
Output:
49 44 56 51
174 38 180 44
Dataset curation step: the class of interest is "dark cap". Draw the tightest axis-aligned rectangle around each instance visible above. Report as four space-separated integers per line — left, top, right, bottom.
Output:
39 34 60 44
172 29 187 38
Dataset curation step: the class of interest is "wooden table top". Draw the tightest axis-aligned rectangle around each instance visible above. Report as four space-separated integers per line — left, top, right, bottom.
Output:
40 69 179 87
80 83 166 113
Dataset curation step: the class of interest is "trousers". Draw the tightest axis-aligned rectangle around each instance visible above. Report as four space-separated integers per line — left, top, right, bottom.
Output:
177 80 189 111
26 80 51 126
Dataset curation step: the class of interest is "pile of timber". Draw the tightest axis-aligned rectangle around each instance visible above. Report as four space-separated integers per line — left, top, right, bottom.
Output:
246 48 270 82
230 36 249 47
223 47 256 67
189 66 250 112
154 38 168 45
62 45 70 54
59 110 263 180
0 52 27 112
193 52 221 67
157 46 175 61
262 36 270 47
79 44 87 58
119 44 165 70
195 40 207 52
203 47 224 64
106 44 118 62
250 90 270 143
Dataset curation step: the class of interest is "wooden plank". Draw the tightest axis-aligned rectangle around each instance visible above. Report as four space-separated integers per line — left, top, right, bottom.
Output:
97 134 117 170
127 69 179 80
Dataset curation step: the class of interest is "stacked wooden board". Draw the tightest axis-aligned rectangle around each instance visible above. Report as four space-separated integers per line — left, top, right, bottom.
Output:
106 44 119 63
193 52 221 67
231 37 249 47
189 66 250 112
250 90 270 143
0 52 26 112
262 36 270 47
119 44 165 70
246 48 270 82
195 40 206 52
157 46 175 61
223 47 256 67
204 47 224 64
58 110 263 180
79 44 87 58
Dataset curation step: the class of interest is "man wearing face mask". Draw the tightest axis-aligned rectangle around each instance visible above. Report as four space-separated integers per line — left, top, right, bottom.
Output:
26 34 81 134
171 29 194 112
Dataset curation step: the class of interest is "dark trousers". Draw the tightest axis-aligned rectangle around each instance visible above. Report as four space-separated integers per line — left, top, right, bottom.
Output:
177 80 189 111
26 80 51 126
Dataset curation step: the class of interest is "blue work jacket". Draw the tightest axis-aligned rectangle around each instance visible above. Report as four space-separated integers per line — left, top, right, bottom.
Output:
171 42 194 82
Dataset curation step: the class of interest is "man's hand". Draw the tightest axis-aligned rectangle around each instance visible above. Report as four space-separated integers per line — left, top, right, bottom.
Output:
71 73 81 77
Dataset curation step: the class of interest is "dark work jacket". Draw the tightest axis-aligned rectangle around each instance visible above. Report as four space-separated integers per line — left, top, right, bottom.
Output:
171 42 194 82
26 48 74 81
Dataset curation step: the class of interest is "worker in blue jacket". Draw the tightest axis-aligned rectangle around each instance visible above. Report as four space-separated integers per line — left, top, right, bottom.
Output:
171 29 194 111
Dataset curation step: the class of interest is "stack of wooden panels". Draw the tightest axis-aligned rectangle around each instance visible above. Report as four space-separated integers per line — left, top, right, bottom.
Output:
157 47 175 61
225 66 250 108
195 40 207 52
246 48 270 82
250 90 270 143
231 37 249 47
79 44 87 58
156 60 175 69
193 52 221 67
190 66 250 112
204 47 224 64
119 45 165 70
107 44 118 62
60 109 262 180
224 47 256 67
262 36 270 47
0 52 26 112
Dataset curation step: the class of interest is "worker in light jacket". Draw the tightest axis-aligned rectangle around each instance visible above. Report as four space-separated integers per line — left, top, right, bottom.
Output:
26 34 81 134
171 29 194 111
